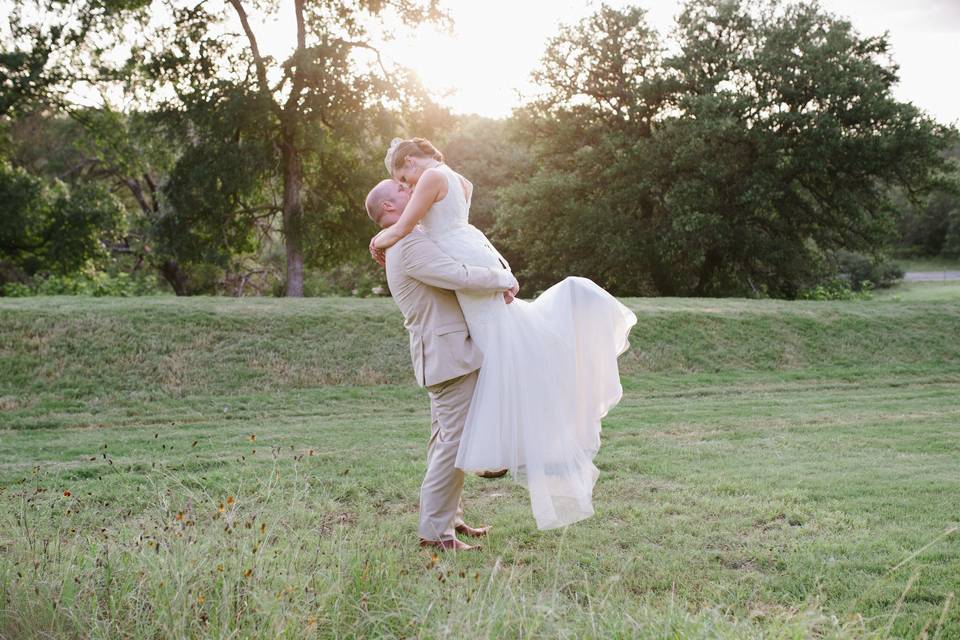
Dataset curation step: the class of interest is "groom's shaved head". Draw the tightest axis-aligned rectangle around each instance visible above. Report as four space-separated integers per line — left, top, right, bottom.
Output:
365 179 400 225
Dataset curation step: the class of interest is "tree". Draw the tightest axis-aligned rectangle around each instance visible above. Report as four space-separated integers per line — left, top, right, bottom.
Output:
896 144 960 259
2 7 195 293
4 0 447 296
0 160 124 279
137 0 446 295
495 0 957 297
440 116 529 232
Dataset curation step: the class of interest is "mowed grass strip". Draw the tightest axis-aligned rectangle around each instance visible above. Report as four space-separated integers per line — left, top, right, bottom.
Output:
1 295 959 638
1 294 959 400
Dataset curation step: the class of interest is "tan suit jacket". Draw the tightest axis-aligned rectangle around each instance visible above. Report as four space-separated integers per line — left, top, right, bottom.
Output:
385 228 517 387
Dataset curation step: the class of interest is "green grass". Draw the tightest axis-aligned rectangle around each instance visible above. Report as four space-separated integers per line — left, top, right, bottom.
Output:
874 280 960 303
1 295 959 639
893 256 960 273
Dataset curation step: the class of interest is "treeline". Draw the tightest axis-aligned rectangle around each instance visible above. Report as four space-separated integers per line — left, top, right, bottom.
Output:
1 0 956 298
895 145 960 261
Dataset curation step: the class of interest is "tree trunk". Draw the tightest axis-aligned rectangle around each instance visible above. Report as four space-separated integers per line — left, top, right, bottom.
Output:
638 198 677 296
280 137 305 297
694 247 723 296
159 259 190 296
648 258 677 296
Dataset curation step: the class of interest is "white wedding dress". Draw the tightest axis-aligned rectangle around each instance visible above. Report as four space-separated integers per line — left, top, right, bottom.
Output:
421 164 637 530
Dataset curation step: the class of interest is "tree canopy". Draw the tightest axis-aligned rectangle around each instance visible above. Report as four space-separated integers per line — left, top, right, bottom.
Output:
2 0 446 295
493 1 956 296
1 0 957 298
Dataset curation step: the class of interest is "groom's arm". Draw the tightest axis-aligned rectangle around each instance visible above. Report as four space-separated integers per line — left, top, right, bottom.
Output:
396 233 517 294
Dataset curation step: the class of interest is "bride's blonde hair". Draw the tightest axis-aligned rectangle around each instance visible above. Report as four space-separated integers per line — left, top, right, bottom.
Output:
388 137 443 173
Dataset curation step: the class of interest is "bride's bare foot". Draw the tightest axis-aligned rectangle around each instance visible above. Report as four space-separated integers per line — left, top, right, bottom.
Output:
455 523 491 538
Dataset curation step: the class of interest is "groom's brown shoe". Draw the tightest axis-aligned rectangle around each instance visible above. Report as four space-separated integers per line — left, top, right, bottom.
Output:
419 537 480 552
475 469 508 479
455 523 491 538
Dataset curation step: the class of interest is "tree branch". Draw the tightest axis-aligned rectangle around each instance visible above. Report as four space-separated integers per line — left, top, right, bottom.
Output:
282 0 307 119
60 157 101 179
295 0 305 51
227 0 271 97
331 38 391 78
113 173 153 216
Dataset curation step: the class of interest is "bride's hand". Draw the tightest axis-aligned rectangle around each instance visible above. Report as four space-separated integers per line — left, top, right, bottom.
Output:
373 226 402 250
369 233 387 267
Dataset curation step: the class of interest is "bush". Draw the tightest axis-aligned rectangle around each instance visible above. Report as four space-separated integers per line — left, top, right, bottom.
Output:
1 270 162 297
1 282 34 297
296 262 388 298
833 250 903 290
943 208 960 258
798 277 872 301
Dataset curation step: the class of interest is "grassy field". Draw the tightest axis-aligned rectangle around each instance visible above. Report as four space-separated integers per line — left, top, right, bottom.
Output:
893 256 960 273
1 285 959 639
874 281 960 303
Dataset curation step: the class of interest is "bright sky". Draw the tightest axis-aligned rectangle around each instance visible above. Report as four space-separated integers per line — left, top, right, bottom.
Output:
343 0 959 124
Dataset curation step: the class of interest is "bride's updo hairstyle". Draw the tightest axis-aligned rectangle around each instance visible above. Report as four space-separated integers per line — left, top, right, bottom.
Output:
389 137 443 173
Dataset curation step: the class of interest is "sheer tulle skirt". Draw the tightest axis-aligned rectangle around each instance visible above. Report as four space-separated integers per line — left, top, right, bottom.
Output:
454 276 637 530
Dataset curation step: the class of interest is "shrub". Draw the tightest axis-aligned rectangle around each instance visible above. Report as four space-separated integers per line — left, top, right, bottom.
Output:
295 262 388 298
833 250 903 290
798 275 878 300
0 270 162 297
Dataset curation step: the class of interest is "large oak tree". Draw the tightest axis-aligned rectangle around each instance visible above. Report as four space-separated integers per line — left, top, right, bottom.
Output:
495 0 957 297
3 0 444 295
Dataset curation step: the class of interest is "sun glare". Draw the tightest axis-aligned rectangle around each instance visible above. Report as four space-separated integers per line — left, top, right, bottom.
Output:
379 0 617 118
378 0 674 118
385 25 507 117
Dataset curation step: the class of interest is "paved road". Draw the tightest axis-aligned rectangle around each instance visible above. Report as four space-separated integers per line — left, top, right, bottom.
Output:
904 271 960 282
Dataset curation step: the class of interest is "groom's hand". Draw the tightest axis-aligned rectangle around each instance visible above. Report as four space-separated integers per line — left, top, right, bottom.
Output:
503 281 520 304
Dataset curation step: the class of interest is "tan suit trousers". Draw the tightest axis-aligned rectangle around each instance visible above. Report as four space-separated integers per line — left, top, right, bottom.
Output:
419 370 477 540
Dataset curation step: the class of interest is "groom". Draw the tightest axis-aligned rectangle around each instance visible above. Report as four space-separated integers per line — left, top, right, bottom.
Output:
365 179 518 552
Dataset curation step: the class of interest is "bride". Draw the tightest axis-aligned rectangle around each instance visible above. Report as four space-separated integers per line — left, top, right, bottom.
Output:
372 137 636 530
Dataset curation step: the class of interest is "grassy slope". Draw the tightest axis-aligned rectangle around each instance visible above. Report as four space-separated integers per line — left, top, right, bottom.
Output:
1 290 959 639
2 294 959 402
894 256 960 272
